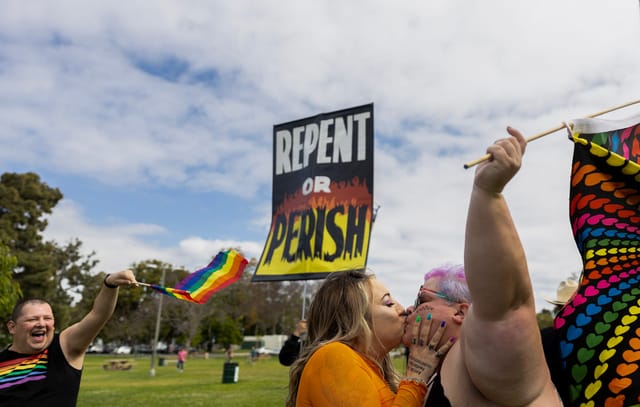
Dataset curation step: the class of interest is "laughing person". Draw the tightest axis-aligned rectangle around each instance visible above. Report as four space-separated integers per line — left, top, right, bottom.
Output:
0 269 137 407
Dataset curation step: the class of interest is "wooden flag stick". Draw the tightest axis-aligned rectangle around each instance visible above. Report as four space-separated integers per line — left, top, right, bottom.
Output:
463 99 640 169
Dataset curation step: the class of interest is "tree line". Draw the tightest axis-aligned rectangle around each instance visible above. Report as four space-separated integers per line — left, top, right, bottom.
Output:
0 172 318 351
0 171 554 351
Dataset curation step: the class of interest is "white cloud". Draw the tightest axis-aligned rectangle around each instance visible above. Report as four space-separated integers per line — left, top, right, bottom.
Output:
44 200 264 274
5 0 640 310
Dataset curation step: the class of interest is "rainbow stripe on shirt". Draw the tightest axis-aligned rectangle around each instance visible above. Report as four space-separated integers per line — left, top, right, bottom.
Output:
0 350 48 390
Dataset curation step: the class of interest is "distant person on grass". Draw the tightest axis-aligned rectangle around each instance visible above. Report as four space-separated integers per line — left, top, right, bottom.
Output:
177 347 188 372
0 269 137 407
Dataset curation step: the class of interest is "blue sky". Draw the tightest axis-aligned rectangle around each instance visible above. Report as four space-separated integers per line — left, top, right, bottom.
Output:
1 0 640 311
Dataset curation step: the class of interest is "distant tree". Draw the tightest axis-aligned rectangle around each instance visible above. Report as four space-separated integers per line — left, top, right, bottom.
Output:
0 172 62 297
0 245 21 326
50 239 99 328
91 251 323 351
244 278 320 336
157 263 205 349
0 172 62 246
536 308 554 329
211 316 244 350
0 172 97 328
195 259 254 350
96 261 169 345
277 280 319 333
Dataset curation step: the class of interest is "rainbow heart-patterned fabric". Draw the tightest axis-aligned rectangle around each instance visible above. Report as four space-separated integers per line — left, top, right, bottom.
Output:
555 115 640 407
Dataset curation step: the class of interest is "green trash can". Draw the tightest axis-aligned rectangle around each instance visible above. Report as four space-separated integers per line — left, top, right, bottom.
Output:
158 357 165 367
222 362 239 383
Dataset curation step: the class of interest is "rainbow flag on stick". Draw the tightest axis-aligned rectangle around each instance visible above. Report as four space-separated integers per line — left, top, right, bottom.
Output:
145 250 248 304
148 286 195 302
555 113 640 406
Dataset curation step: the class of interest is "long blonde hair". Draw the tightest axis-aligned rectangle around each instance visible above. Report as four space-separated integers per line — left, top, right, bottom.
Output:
286 270 399 406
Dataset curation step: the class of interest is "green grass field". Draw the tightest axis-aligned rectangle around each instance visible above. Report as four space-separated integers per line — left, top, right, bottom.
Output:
78 353 291 407
78 352 408 406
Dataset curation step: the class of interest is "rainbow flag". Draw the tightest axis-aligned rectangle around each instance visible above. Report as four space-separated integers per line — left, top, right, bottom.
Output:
150 250 248 304
148 285 195 302
554 113 640 406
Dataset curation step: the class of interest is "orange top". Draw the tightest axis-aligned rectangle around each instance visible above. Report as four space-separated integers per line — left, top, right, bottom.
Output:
296 341 427 406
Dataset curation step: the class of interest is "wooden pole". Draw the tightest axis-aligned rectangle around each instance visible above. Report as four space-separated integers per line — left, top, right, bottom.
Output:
301 281 308 320
463 99 640 169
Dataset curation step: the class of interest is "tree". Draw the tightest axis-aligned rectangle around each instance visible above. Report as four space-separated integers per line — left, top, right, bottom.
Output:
78 251 323 351
0 245 21 342
212 316 244 350
0 174 327 351
50 239 99 328
94 261 168 345
0 172 62 247
0 172 97 328
0 173 62 298
536 308 554 329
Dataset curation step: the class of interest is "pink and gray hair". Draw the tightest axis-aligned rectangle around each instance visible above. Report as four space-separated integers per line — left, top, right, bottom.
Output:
424 264 472 304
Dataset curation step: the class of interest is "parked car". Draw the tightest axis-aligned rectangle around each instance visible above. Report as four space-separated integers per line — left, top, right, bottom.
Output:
133 344 152 354
114 345 132 355
87 340 104 353
255 346 279 356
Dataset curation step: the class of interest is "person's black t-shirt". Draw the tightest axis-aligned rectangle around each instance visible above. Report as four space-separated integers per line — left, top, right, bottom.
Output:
541 326 570 405
0 333 82 407
423 374 451 407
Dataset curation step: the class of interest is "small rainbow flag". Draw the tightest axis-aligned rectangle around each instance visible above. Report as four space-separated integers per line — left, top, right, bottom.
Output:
149 250 248 304
148 285 195 302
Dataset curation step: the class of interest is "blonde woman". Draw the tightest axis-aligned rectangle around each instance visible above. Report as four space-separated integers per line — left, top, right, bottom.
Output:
287 270 454 407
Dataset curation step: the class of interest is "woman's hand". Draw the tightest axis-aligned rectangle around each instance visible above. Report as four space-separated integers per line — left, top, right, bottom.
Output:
405 312 455 383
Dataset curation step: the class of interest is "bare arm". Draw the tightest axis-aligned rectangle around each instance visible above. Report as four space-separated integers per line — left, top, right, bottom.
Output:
465 128 531 318
60 269 137 369
461 127 556 405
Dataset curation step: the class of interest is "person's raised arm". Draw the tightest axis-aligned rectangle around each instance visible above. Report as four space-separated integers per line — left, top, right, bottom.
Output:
462 127 558 405
60 269 137 368
279 320 307 366
465 127 531 318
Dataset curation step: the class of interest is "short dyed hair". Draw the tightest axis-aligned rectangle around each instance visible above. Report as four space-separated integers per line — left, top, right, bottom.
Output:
424 264 472 304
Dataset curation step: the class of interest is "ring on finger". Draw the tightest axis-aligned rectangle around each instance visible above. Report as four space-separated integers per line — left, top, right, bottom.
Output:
436 351 444 358
412 338 417 345
428 344 436 351
418 339 424 346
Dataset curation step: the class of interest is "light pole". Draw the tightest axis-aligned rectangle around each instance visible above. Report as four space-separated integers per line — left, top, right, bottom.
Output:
149 263 165 377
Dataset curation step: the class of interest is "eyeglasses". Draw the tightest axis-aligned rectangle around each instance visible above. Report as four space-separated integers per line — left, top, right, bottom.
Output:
414 286 458 308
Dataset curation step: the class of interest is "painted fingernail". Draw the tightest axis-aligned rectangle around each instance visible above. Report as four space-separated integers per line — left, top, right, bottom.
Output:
449 337 456 343
427 313 432 320
416 315 421 322
440 321 446 327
